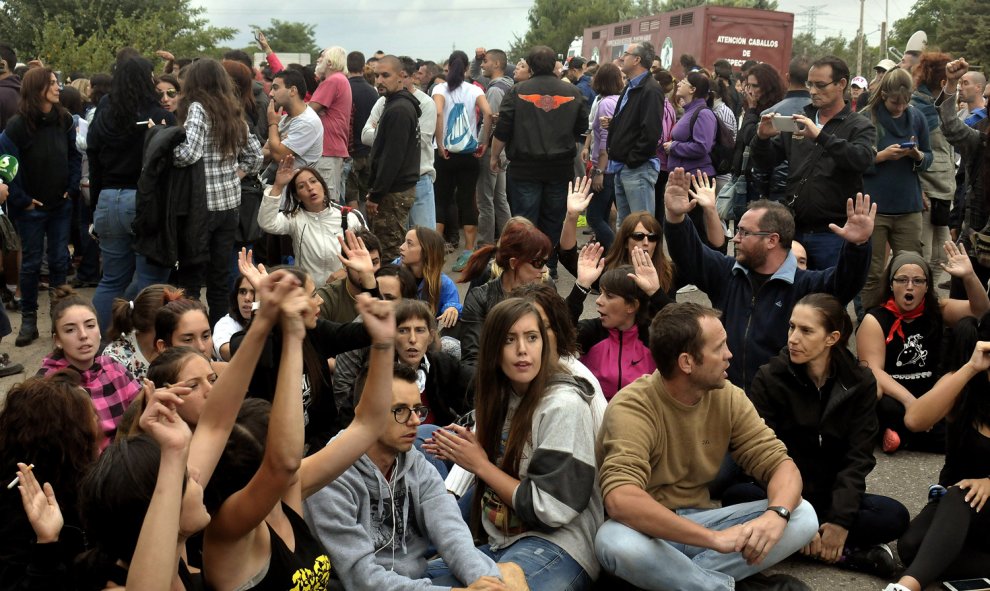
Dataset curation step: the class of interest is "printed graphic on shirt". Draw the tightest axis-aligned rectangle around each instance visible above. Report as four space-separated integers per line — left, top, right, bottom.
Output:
301 372 312 426
519 94 575 112
892 334 932 381
370 483 423 550
291 554 331 591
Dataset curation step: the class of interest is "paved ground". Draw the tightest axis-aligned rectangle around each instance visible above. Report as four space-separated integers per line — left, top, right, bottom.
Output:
0 247 949 590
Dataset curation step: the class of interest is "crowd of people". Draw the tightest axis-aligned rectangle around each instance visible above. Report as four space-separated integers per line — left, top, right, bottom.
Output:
0 30 988 591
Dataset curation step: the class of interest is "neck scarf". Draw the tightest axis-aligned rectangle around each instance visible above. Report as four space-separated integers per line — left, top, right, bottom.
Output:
882 296 926 344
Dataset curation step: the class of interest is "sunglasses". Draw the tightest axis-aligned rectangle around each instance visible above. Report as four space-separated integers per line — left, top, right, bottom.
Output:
529 257 548 269
157 88 178 99
629 232 659 243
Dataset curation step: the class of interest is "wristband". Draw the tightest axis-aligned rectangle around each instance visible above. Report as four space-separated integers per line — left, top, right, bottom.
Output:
251 301 261 311
372 341 395 350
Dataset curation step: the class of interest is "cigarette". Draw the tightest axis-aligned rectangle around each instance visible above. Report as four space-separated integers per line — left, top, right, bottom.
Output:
7 463 34 489
136 120 152 126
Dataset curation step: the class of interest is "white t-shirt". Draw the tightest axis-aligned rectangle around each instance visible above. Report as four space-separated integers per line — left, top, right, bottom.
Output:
212 314 246 359
277 107 323 167
432 82 484 151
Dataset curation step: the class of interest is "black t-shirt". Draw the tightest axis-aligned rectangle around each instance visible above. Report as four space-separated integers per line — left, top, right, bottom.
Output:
247 503 333 591
868 306 941 397
940 418 990 486
748 270 772 294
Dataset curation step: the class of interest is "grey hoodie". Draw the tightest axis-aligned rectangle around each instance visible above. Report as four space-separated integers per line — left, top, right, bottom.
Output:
304 446 499 591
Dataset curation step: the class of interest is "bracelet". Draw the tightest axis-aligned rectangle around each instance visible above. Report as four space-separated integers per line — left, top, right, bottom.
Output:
371 341 395 350
269 123 279 128
575 283 591 296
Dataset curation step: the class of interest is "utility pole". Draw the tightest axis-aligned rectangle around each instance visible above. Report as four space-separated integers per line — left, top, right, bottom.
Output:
856 0 865 76
881 0 889 57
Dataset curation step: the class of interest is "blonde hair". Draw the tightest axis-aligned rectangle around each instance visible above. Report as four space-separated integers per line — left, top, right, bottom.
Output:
317 46 347 77
69 78 91 103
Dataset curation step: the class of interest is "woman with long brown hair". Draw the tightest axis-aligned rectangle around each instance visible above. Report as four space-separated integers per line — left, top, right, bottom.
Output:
399 226 461 328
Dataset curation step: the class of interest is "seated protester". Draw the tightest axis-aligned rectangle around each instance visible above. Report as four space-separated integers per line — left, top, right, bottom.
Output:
231 242 374 452
103 283 183 380
857 245 990 453
458 218 553 372
424 299 603 590
398 227 462 330
259 154 367 287
373 264 418 302
595 302 818 591
213 274 254 361
155 297 217 362
725 294 909 578
304 363 515 591
559 178 678 298
884 315 990 591
663 166 875 390
316 230 382 323
37 286 141 446
569 246 661 400
0 372 101 591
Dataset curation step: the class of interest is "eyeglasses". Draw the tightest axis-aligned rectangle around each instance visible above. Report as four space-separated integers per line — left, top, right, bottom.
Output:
392 405 429 424
892 276 928 287
733 228 775 239
529 257 548 269
804 80 839 90
629 232 659 243
157 88 178 98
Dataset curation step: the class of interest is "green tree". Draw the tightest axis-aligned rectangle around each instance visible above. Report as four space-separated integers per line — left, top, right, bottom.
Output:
508 0 633 60
790 32 882 77
250 19 320 57
656 0 778 11
888 0 957 54
0 0 234 73
939 0 990 69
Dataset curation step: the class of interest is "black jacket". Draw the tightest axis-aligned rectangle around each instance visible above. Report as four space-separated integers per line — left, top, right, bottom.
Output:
133 125 209 268
748 347 878 529
348 75 379 158
460 277 506 371
750 103 876 232
606 73 666 169
494 74 589 181
1 109 81 214
368 89 420 201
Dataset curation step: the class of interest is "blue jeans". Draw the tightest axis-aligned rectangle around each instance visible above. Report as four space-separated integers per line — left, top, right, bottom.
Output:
13 200 72 315
506 174 567 271
588 173 616 252
614 163 659 225
796 230 846 271
91 189 172 333
595 499 818 591
414 424 449 479
428 536 591 591
409 173 437 229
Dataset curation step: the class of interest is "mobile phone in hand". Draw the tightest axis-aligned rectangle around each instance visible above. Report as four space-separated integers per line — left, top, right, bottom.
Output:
898 141 917 149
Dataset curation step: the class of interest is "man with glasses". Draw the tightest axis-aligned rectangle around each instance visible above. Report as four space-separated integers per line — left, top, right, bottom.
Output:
305 361 510 591
751 55 876 271
606 41 666 222
663 166 874 389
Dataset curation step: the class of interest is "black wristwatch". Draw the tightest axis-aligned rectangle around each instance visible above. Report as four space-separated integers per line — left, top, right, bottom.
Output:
765 506 791 522
591 168 602 177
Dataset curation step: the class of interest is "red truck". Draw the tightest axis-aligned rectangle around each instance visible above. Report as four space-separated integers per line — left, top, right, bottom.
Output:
580 6 794 77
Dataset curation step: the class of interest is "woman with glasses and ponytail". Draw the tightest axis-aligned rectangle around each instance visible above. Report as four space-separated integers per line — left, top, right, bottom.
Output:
857 246 990 454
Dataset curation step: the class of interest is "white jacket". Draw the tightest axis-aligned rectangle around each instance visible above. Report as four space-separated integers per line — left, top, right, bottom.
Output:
257 187 364 286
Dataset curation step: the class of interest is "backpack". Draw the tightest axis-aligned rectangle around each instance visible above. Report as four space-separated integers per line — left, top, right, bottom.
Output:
688 106 735 175
443 97 479 154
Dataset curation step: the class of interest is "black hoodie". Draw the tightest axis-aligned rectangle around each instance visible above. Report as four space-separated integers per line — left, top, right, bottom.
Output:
0 76 21 131
367 89 420 202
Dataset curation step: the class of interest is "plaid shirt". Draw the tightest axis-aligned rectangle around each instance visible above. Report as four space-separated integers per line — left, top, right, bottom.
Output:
173 102 263 211
38 354 141 445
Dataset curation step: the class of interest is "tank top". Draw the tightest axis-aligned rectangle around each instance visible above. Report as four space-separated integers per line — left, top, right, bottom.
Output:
238 503 332 591
940 418 990 486
869 306 941 397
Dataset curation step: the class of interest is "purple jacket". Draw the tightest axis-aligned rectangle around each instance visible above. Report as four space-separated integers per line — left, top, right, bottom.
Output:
668 98 716 175
591 94 618 165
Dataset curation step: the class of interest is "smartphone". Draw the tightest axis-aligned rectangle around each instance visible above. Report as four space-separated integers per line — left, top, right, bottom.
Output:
772 115 803 133
944 579 990 591
899 141 917 149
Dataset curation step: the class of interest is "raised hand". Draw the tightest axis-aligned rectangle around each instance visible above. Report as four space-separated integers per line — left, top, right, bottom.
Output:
155 49 175 62
966 341 990 374
437 307 459 329
273 153 296 190
356 292 396 345
576 242 605 289
254 269 302 325
628 247 661 296
663 167 696 221
338 230 377 289
237 247 268 290
566 176 594 217
756 113 779 140
946 57 969 82
277 284 312 341
689 171 717 211
16 463 63 544
942 241 974 278
828 192 876 246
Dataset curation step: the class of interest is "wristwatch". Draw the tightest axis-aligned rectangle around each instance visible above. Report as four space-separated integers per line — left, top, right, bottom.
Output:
591 168 602 177
765 506 791 522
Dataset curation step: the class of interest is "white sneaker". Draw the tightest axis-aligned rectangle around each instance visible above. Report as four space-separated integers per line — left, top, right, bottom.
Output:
677 284 698 294
881 584 912 591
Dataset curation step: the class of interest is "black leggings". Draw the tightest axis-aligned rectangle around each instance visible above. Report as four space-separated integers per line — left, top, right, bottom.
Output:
877 395 948 453
898 485 990 586
435 151 480 227
722 482 910 549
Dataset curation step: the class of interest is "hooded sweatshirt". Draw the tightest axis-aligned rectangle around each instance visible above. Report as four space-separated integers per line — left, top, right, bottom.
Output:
304 446 500 591
368 89 421 201
480 373 603 580
0 75 21 131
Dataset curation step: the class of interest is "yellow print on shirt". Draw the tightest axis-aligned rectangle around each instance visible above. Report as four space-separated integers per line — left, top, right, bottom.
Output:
291 554 331 591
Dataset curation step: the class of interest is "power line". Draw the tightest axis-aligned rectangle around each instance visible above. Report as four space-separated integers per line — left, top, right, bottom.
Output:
796 4 827 38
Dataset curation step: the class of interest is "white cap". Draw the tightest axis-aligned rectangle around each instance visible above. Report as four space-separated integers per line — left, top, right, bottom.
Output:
851 76 868 88
905 31 928 54
874 59 897 72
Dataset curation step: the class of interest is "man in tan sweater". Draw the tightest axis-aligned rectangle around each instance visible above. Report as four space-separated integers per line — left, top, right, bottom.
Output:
595 302 818 591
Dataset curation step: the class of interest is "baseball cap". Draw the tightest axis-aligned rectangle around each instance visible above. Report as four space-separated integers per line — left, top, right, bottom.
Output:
874 59 897 72
851 76 868 89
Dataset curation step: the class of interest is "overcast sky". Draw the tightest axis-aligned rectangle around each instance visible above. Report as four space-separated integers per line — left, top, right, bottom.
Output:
193 0 913 61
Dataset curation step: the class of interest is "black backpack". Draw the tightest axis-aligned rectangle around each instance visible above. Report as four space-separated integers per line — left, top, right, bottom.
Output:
688 106 735 175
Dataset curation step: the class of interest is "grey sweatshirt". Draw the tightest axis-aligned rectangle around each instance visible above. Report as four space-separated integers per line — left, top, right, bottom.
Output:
304 447 499 591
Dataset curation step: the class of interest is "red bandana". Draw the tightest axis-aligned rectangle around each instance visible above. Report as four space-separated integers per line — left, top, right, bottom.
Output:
882 296 926 344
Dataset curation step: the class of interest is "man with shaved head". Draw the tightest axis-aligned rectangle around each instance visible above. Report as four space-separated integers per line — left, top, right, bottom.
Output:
957 70 987 123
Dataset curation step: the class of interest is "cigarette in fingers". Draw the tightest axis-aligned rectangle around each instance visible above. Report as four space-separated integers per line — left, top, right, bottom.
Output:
7 463 34 489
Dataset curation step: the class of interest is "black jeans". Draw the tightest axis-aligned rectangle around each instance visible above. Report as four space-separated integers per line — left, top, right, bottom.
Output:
899 485 990 586
877 395 948 453
434 151 480 227
176 208 238 327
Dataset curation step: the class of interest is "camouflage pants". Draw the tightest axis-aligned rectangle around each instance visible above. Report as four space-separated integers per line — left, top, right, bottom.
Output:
371 187 415 261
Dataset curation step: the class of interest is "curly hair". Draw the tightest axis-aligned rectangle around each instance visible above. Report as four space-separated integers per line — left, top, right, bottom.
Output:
747 63 786 113
913 52 951 92
105 57 161 133
176 58 248 163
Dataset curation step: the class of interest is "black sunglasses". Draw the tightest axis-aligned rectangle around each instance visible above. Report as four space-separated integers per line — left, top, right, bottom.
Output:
629 232 659 243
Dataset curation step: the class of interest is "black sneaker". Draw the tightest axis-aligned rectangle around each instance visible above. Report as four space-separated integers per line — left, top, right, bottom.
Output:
844 543 898 578
0 353 24 377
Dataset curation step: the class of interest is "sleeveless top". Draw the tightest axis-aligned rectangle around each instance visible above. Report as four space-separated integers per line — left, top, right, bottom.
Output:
941 414 990 487
234 503 332 591
868 306 941 397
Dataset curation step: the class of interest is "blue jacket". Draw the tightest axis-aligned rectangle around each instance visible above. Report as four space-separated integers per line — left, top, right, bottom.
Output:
664 217 870 389
575 74 595 107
